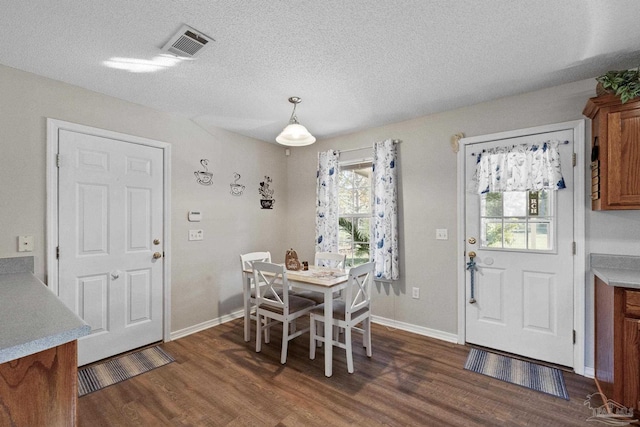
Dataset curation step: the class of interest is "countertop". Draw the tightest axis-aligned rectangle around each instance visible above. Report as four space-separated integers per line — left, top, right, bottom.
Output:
0 257 89 364
591 253 640 289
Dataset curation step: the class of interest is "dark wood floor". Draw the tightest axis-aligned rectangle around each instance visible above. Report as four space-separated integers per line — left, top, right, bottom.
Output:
78 319 598 426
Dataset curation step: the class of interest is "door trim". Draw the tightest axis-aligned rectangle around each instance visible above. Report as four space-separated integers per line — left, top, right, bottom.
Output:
456 119 586 374
46 119 172 343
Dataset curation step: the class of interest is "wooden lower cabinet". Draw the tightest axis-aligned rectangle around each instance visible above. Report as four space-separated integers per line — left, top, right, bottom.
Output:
624 317 640 408
596 276 640 410
0 341 78 427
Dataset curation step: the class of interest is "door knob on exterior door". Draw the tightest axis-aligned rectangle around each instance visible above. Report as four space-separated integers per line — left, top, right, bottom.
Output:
153 252 163 259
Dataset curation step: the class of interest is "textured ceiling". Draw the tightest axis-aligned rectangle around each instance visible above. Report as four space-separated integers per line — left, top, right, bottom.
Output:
1 1 640 143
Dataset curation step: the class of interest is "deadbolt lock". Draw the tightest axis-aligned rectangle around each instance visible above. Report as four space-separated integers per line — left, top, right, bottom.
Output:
468 237 476 244
153 252 162 259
153 239 160 245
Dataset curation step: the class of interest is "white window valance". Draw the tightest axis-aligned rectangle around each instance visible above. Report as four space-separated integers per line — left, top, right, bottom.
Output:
471 140 566 194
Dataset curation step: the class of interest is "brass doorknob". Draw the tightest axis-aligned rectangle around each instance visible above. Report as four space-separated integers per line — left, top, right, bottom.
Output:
153 252 162 259
468 251 476 259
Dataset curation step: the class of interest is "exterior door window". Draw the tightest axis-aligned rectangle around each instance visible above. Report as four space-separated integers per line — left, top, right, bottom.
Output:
480 190 555 252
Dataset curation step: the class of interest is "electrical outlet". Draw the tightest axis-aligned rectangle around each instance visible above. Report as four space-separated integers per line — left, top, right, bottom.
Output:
18 235 34 252
436 228 448 240
188 229 204 241
412 287 420 299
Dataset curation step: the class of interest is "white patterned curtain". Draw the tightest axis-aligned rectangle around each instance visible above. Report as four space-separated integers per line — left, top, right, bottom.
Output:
315 150 339 253
372 139 399 280
471 140 566 194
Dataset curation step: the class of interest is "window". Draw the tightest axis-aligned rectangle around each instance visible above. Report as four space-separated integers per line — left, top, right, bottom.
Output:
338 162 372 266
480 190 555 252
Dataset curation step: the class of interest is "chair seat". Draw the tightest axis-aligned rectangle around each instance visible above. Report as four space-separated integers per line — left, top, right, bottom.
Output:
251 288 283 298
311 301 369 321
291 290 326 304
259 295 316 314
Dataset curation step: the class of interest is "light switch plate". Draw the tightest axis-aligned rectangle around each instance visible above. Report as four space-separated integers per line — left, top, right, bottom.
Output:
18 235 34 252
188 229 204 241
436 229 448 240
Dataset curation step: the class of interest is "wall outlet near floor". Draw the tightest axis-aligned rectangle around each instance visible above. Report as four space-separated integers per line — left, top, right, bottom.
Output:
436 228 448 240
188 229 204 241
412 287 420 299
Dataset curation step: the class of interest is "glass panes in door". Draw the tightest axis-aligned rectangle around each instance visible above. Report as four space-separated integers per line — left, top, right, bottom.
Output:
480 190 554 251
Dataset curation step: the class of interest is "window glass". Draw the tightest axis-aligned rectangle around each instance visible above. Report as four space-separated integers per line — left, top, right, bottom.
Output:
479 190 554 252
338 162 373 266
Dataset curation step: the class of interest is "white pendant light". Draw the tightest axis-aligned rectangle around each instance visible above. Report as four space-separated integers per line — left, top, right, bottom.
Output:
276 96 316 146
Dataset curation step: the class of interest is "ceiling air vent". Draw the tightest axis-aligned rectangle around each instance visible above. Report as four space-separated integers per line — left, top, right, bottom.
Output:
162 25 213 58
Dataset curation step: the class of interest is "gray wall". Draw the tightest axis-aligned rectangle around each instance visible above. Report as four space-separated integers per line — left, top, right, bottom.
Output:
285 78 640 369
2 62 640 370
0 64 290 332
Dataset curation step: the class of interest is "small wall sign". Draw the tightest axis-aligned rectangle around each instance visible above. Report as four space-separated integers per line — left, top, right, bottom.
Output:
528 191 539 216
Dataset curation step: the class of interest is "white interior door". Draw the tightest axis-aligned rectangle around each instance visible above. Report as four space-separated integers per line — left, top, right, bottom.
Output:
464 129 574 367
57 129 164 366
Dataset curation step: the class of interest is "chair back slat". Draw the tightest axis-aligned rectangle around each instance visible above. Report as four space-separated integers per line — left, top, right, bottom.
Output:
314 252 346 269
240 251 271 270
344 262 374 320
252 261 289 310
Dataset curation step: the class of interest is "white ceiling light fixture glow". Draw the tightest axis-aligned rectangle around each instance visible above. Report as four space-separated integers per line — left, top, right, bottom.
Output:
103 54 184 73
275 97 316 146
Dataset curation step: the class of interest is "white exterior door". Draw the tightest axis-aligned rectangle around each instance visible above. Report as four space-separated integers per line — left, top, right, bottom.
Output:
464 128 575 367
57 129 164 366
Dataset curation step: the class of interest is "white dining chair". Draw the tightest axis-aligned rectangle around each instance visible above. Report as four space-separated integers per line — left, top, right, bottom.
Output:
293 252 347 305
314 251 346 268
309 261 374 373
239 251 271 342
253 261 317 364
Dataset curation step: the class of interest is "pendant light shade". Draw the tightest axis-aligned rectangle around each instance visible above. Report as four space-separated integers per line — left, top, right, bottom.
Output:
276 97 316 146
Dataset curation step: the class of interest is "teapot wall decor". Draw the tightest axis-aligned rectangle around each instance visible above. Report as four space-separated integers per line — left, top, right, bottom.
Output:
229 172 245 196
258 176 275 209
194 159 213 186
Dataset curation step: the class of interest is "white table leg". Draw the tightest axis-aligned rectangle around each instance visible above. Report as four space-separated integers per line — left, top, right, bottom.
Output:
243 275 251 342
324 288 333 377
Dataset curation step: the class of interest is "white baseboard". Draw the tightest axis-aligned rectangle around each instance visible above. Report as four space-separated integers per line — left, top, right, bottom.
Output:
371 315 459 344
583 366 594 379
170 310 459 345
170 310 243 341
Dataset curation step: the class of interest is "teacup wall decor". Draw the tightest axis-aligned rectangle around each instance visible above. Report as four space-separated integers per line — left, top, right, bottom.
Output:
194 159 213 186
258 176 275 209
230 172 245 196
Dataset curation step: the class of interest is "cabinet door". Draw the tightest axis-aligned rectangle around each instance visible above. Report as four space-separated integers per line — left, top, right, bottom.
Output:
608 108 640 207
623 317 640 409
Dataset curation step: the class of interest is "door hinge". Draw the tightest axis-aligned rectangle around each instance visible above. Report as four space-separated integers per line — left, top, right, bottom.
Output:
572 241 576 255
56 154 61 168
56 246 59 259
573 330 576 344
572 152 576 167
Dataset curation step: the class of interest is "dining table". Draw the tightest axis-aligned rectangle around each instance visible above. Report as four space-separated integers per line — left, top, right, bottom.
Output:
243 264 349 377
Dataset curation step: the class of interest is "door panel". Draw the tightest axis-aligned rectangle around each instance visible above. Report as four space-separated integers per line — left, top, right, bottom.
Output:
464 129 574 367
476 268 505 324
58 129 163 366
522 271 554 332
78 275 109 333
127 269 152 324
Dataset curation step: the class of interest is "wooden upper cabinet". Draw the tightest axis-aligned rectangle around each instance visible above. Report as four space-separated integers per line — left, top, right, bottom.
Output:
584 94 640 210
